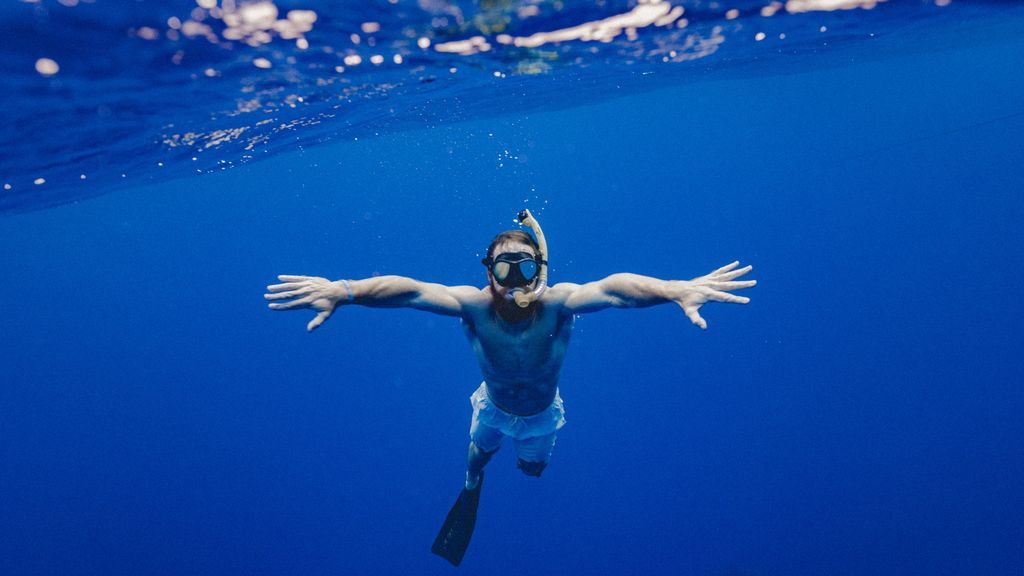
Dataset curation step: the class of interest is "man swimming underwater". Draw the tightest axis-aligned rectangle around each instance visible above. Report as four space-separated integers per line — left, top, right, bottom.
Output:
264 210 756 566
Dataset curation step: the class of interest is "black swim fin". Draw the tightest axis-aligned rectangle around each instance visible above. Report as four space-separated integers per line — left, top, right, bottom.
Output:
431 474 484 566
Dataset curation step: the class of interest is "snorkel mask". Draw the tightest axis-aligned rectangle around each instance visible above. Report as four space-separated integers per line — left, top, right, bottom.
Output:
481 209 549 308
484 252 540 288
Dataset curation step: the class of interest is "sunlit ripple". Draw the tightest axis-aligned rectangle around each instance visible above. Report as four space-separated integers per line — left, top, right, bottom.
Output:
436 0 684 51
785 0 887 14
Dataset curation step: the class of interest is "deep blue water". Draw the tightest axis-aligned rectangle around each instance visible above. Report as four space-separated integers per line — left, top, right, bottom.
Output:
2 1 1024 575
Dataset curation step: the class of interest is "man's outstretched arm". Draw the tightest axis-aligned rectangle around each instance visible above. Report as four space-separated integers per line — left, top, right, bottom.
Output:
559 261 756 330
264 275 479 332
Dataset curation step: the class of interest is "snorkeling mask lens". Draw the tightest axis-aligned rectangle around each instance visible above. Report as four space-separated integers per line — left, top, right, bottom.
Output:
492 260 511 281
484 252 539 287
517 259 538 281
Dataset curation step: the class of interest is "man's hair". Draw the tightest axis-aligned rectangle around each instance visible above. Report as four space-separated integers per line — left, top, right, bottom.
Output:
486 230 539 260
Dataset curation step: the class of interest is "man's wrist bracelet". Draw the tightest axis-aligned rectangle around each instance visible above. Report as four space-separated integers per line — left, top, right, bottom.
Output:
340 279 354 303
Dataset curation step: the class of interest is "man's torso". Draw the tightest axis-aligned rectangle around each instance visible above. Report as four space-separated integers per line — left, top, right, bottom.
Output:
460 287 574 416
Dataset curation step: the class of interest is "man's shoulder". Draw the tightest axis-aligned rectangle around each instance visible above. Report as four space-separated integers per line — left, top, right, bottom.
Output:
449 284 488 295
451 285 491 307
539 283 579 312
548 282 581 293
544 282 580 301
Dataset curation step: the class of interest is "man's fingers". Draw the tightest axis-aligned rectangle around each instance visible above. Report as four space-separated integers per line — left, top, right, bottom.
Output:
710 261 740 276
708 280 757 291
709 290 750 304
266 282 305 292
264 289 304 301
277 275 312 282
681 304 707 330
268 296 313 310
715 265 752 281
307 310 332 332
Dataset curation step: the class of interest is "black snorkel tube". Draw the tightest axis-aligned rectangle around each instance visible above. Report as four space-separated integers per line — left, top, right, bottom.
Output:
510 209 549 308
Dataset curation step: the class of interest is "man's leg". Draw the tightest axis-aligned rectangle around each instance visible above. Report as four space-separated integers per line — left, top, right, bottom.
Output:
465 441 498 490
466 382 516 489
514 432 557 478
516 457 547 477
467 411 504 490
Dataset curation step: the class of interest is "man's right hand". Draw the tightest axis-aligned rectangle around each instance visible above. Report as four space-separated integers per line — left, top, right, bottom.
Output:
264 275 345 332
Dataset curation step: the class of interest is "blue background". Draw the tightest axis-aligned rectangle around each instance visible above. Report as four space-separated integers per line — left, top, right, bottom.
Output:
2 8 1023 576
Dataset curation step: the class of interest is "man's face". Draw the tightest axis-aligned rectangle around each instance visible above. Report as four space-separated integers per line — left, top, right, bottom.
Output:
486 240 537 299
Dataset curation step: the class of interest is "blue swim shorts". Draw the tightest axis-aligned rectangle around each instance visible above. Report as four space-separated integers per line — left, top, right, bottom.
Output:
469 382 566 463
